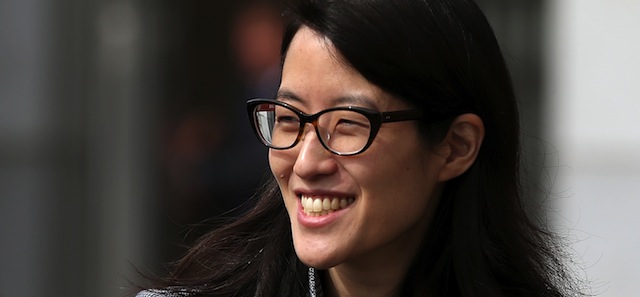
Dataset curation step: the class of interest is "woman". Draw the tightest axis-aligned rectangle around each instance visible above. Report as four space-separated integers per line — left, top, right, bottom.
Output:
139 0 581 296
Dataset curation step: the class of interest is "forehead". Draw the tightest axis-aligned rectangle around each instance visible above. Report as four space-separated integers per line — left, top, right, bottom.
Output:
279 26 403 111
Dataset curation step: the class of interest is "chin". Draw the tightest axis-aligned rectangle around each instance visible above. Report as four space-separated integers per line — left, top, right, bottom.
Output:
297 255 337 270
293 243 344 269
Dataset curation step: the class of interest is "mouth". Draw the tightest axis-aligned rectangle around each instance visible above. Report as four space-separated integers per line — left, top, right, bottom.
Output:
299 194 355 217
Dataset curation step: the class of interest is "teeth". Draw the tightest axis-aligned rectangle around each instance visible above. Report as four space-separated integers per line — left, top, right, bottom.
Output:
313 199 322 212
304 197 313 210
331 198 340 210
322 198 331 210
300 195 354 216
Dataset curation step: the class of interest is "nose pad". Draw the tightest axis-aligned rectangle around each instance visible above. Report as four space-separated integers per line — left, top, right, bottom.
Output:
299 125 335 155
297 123 328 153
298 123 331 147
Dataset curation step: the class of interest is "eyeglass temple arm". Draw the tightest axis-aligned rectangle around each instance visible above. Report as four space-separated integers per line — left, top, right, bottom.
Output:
381 110 423 123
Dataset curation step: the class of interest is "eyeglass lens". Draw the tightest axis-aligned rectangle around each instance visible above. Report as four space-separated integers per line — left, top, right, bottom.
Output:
253 103 372 154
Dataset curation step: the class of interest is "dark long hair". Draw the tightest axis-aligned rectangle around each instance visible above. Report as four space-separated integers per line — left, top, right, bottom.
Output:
146 0 581 296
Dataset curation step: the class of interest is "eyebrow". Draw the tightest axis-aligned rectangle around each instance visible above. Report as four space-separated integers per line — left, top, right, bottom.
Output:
276 89 379 110
276 89 302 103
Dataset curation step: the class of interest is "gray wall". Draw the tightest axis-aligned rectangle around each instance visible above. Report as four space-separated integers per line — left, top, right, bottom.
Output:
545 1 640 295
1 0 163 296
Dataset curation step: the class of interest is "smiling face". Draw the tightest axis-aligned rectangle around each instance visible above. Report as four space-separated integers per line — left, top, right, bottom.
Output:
269 27 448 270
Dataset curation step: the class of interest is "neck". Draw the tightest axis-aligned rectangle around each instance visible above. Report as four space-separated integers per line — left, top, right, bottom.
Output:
325 265 402 297
323 225 428 297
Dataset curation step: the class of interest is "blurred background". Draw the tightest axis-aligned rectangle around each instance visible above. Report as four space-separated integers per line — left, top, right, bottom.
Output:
0 0 638 296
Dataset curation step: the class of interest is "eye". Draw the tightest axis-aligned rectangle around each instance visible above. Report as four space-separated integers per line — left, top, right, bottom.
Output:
274 113 300 133
276 115 299 124
333 117 370 138
273 105 300 128
336 117 369 128
323 110 370 133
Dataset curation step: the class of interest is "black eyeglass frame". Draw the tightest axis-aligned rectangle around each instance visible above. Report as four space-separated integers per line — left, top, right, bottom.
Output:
247 98 424 156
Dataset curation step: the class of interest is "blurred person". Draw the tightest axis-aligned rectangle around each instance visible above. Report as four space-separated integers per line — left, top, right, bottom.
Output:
163 0 282 224
138 0 585 296
231 0 283 99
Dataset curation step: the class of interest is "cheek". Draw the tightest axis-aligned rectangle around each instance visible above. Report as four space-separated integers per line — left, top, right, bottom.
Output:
269 151 297 212
355 147 441 214
366 165 433 207
269 150 293 179
362 162 440 239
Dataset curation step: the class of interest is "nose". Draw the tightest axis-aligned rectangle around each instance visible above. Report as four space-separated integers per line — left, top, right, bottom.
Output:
292 124 339 179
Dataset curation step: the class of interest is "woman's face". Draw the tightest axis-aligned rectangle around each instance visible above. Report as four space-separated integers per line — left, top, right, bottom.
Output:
270 27 447 269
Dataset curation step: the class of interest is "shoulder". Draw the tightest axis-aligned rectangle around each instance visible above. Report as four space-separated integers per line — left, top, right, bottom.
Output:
135 289 193 297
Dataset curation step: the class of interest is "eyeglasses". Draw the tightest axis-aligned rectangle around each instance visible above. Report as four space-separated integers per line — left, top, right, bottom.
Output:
246 99 423 156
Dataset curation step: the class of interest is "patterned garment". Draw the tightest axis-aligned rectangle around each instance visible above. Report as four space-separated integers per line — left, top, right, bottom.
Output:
135 288 193 297
136 267 323 297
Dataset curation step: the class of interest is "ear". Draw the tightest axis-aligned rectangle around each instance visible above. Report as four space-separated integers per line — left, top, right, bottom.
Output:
435 113 485 182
